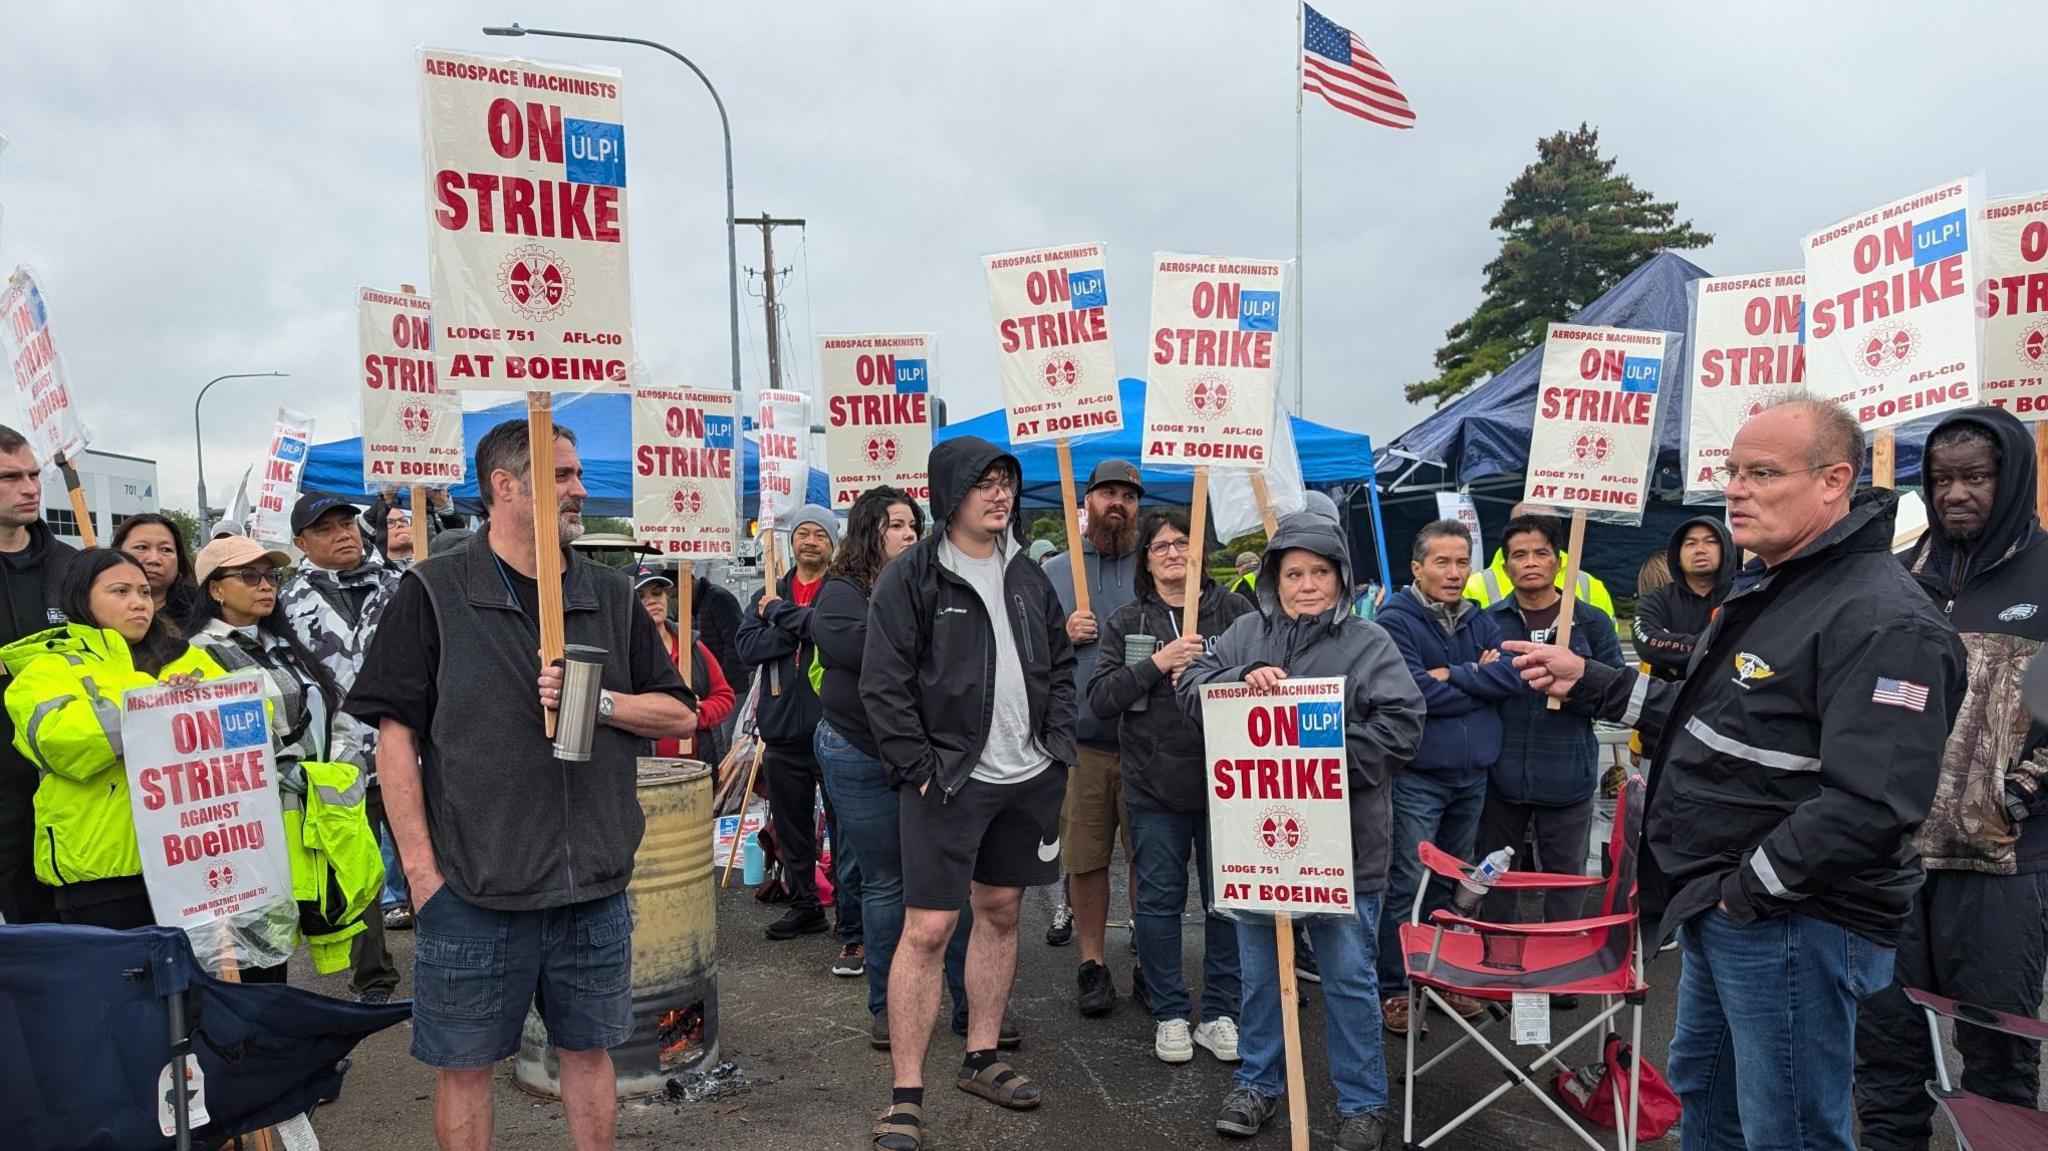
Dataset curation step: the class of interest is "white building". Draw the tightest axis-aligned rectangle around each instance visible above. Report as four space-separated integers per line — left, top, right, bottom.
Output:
41 449 161 547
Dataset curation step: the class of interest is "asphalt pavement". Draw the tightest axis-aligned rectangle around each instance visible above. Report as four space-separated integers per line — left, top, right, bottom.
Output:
303 867 1728 1150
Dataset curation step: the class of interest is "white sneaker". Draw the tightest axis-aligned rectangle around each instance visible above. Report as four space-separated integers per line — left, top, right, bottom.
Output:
1154 1018 1194 1063
1193 1016 1241 1062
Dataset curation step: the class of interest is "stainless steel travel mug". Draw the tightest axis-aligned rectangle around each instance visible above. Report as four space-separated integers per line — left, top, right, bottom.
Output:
552 644 609 762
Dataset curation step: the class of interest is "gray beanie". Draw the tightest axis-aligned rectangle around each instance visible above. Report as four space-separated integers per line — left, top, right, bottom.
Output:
785 503 841 547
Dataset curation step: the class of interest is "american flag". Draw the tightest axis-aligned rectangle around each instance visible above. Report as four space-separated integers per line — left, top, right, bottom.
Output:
1871 677 1930 713
1303 4 1416 129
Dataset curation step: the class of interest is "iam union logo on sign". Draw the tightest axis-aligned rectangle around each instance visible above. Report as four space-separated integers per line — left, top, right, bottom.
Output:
1255 804 1307 859
498 243 577 323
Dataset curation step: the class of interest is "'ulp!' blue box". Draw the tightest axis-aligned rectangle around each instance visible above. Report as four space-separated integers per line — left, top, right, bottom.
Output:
1066 269 1107 310
565 119 627 187
1914 209 1968 266
219 700 268 749
894 358 929 393
1296 701 1344 748
703 415 735 450
1238 291 1280 332
1621 356 1662 394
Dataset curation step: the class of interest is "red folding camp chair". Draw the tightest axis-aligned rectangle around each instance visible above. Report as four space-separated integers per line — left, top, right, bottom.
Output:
1905 988 2048 1151
1400 774 1651 1151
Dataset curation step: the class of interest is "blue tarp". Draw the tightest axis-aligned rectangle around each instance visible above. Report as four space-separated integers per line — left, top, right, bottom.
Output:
938 377 1381 507
301 392 829 518
1377 251 1947 490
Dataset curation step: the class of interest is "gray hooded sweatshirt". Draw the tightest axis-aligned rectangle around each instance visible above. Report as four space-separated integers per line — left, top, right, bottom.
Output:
1178 512 1427 892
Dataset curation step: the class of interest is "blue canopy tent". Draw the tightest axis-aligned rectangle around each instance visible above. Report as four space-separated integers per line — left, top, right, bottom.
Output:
938 377 1395 589
300 392 829 518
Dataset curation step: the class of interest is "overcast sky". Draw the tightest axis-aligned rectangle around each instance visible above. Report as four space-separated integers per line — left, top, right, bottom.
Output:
3 1 2042 512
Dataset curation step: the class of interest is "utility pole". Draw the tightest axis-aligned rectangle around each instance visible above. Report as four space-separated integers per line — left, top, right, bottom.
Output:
743 213 805 392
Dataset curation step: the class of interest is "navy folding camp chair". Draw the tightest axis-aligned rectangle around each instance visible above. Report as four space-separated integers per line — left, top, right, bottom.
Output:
1905 988 2048 1151
1400 774 1650 1151
0 923 410 1151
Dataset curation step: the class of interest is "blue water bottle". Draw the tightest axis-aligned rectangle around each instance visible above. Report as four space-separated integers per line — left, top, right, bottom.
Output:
741 832 766 886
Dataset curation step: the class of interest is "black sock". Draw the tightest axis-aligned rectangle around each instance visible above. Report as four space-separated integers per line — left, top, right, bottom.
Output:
962 1048 1001 1075
892 1086 924 1110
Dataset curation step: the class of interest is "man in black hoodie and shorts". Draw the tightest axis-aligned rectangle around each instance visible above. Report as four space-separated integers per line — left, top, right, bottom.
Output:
860 436 1076 1150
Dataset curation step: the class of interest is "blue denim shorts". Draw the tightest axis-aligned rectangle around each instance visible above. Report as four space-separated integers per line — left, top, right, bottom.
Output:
409 886 635 1070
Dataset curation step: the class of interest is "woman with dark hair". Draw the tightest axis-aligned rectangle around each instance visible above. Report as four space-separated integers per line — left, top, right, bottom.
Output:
111 513 199 629
1 549 232 929
185 535 377 984
1086 510 1255 1064
813 486 985 1050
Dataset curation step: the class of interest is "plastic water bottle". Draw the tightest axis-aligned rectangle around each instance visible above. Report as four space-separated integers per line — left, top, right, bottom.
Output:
1452 847 1514 914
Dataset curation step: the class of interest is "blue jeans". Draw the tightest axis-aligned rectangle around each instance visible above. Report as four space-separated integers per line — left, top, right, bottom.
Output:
410 887 633 1070
1375 770 1487 993
1128 805 1241 1023
1669 909 1895 1151
1237 895 1388 1117
815 721 968 1025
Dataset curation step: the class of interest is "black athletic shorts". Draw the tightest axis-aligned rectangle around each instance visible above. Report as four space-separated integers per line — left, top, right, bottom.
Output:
901 766 1066 911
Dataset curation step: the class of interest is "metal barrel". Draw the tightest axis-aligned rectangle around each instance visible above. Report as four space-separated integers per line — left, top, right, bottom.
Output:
515 757 720 1098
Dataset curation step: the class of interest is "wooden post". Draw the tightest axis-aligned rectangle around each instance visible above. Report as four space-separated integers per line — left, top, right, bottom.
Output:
1249 473 1281 537
55 453 94 547
2035 425 2047 527
1183 468 1211 639
676 559 695 756
527 393 567 738
721 741 768 887
1054 437 1091 615
1546 510 1589 712
410 484 430 561
1273 916 1310 1151
1871 428 1897 490
761 531 783 697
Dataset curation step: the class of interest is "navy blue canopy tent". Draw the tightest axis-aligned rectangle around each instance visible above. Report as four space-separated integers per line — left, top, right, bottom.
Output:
938 377 1382 506
1376 251 1948 494
301 392 829 518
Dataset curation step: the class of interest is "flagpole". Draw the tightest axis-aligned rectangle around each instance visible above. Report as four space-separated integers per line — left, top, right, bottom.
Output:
1293 0 1306 418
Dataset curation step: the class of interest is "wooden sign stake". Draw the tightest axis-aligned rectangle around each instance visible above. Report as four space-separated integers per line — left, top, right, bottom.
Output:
676 559 695 755
410 484 430 562
54 453 94 547
2038 424 2048 528
1871 428 1897 490
1054 437 1091 615
1546 509 1589 712
1273 916 1311 1151
527 392 567 738
761 531 783 697
1182 467 1211 639
1249 472 1281 537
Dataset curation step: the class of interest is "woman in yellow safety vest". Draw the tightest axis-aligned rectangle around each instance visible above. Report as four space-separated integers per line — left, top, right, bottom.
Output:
3 549 232 931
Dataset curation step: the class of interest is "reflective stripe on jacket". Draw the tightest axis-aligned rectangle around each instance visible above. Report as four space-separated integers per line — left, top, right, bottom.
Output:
1 625 230 887
1463 550 1612 617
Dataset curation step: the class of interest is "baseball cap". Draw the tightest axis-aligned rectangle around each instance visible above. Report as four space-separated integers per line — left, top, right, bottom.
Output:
290 494 361 536
193 535 291 585
631 564 674 593
1085 459 1144 498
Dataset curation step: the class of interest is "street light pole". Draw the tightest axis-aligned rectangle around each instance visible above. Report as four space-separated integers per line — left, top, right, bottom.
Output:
194 371 287 536
483 22 744 399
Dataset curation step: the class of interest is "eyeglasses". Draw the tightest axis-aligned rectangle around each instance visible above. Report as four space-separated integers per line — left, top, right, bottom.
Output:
1147 538 1192 556
1707 463 1832 492
215 568 283 588
971 476 1016 497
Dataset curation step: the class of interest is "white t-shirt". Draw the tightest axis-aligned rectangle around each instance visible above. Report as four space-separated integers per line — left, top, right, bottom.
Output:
941 537 1053 786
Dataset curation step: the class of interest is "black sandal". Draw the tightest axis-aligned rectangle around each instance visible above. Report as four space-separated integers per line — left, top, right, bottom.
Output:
872 1102 924 1150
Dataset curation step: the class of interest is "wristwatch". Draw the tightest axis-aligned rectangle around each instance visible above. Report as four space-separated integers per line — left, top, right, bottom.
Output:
597 690 616 721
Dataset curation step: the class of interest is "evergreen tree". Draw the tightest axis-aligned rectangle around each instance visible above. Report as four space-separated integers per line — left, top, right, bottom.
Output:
1407 123 1711 406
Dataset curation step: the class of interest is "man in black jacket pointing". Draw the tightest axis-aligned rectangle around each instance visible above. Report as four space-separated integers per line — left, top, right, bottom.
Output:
1506 396 1963 1151
861 435 1076 1149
